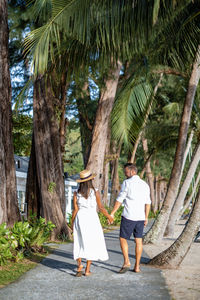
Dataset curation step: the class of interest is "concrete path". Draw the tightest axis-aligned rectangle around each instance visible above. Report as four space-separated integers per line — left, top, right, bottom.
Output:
0 230 170 300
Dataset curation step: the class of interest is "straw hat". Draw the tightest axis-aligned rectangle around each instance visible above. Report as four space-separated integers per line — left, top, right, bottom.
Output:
76 169 96 183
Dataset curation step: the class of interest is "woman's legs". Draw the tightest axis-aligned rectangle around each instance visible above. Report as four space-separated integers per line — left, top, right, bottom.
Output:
77 258 83 272
85 260 92 275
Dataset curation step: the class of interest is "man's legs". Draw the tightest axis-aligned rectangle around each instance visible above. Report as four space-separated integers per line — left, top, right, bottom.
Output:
134 238 143 272
120 237 131 267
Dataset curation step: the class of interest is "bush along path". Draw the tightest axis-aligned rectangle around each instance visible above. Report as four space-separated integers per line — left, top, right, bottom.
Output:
0 229 170 300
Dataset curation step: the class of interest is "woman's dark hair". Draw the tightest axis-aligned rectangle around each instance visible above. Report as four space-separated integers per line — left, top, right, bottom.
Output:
78 180 95 199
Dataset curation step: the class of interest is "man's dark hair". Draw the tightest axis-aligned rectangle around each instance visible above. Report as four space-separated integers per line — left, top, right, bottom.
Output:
124 163 138 173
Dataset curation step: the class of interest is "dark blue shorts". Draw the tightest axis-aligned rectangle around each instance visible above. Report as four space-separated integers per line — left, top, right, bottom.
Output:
120 216 144 239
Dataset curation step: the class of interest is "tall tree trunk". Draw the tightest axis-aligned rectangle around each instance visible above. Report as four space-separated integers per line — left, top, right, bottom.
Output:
59 73 68 160
148 187 200 268
26 76 71 240
130 134 141 163
26 135 40 217
101 126 111 206
0 0 20 225
158 178 168 210
154 176 159 213
165 139 200 236
178 170 200 219
110 141 122 208
142 138 155 211
76 82 93 167
86 62 122 190
181 129 194 175
143 46 200 244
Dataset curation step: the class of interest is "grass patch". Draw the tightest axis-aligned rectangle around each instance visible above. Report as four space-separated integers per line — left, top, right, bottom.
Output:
0 246 53 288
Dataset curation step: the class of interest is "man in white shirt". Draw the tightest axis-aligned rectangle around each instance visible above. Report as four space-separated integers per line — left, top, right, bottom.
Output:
110 163 151 273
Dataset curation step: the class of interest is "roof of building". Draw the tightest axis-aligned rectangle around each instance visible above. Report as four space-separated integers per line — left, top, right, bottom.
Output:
14 155 29 173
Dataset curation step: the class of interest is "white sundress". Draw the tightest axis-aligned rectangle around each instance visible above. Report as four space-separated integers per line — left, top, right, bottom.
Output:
73 189 109 261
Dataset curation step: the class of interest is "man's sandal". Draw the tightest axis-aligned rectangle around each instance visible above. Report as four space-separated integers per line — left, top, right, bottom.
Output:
118 266 130 274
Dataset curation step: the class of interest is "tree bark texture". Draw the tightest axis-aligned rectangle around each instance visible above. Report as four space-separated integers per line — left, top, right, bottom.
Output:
178 170 200 219
165 139 200 236
143 47 200 244
86 62 122 190
142 138 155 210
101 126 111 205
0 0 20 225
76 82 93 167
26 77 71 240
153 176 159 212
110 141 121 208
181 129 194 175
148 187 200 268
25 135 40 217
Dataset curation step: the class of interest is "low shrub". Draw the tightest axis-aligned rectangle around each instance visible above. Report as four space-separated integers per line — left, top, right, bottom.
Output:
0 217 55 266
98 206 111 228
113 206 123 225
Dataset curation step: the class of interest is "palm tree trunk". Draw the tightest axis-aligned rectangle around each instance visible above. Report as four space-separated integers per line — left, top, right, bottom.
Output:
154 176 159 213
178 169 200 219
144 46 200 244
165 139 200 237
0 0 20 225
76 82 93 167
86 62 122 190
148 187 200 268
101 126 111 206
130 134 141 163
110 141 122 208
142 138 155 210
26 76 71 240
181 129 194 174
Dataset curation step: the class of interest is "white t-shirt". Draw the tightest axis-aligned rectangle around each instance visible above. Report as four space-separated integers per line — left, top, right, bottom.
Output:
116 175 151 221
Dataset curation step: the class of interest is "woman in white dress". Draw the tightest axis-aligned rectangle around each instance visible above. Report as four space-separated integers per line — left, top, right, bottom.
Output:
72 169 113 277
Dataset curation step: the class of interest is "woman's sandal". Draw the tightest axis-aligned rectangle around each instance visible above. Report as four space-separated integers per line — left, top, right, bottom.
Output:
75 271 83 277
85 271 92 276
75 265 83 277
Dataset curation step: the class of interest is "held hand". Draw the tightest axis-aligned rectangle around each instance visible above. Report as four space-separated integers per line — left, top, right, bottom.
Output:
144 218 148 227
108 214 114 225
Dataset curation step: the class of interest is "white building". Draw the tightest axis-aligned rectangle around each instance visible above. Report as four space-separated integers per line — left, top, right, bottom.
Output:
14 155 77 219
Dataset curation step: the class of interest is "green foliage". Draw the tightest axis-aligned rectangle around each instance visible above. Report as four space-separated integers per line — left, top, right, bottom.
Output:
0 249 51 287
12 113 33 156
0 217 55 266
64 127 84 175
113 206 123 225
67 213 72 229
148 210 160 219
98 206 111 228
47 182 56 193
12 221 32 248
0 223 18 266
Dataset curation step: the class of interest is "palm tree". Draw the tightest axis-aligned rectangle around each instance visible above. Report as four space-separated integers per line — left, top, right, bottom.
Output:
165 138 200 236
148 187 200 268
144 46 200 244
0 0 20 225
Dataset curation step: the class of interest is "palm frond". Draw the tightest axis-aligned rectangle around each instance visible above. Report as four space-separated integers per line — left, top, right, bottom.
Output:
112 77 152 147
13 77 34 110
24 0 193 75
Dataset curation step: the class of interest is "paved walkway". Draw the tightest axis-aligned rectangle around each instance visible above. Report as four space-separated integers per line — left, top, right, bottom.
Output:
0 230 170 300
